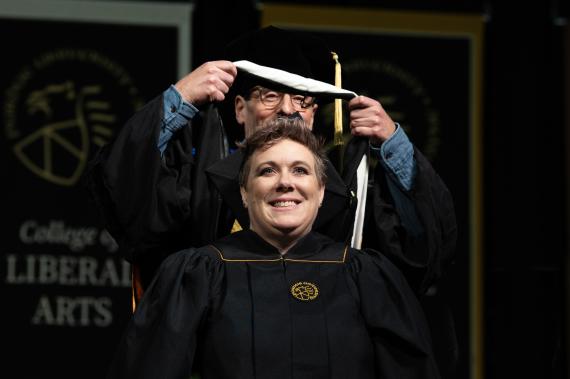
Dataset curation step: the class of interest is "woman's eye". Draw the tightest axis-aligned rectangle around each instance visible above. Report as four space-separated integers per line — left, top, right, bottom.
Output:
259 167 275 175
292 167 309 175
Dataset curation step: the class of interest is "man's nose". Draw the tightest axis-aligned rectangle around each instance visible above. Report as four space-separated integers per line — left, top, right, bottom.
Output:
277 94 295 115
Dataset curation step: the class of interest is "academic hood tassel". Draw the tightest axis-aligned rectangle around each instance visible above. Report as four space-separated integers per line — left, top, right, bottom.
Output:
331 52 343 147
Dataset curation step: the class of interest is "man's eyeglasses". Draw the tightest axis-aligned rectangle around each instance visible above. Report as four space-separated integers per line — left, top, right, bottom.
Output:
249 86 315 112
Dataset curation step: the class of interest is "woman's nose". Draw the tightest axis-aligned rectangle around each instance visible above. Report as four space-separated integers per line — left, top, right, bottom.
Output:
276 172 293 192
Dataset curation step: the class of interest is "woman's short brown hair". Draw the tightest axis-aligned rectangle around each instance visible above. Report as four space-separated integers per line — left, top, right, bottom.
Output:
238 118 327 188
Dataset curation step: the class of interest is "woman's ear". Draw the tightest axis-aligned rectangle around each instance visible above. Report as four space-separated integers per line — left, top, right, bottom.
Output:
318 185 325 207
240 186 248 208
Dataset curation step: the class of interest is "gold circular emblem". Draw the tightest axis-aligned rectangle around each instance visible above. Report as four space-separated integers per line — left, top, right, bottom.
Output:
290 282 319 301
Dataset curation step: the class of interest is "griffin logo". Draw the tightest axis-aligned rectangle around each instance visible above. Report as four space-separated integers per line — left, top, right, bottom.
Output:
3 48 144 186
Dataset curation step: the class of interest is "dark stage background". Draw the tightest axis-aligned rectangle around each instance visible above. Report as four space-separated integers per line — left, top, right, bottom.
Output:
0 0 567 378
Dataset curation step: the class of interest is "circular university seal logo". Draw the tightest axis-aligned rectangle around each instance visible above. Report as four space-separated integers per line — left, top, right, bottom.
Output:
291 281 319 301
3 48 144 186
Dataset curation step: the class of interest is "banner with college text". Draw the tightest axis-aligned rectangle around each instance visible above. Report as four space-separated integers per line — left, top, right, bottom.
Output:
0 1 192 378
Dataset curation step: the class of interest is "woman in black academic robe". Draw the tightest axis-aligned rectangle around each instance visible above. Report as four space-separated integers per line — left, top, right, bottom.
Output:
107 119 440 379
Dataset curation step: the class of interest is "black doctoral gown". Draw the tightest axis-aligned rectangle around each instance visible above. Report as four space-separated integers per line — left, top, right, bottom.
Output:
107 230 441 379
84 94 458 376
83 95 456 295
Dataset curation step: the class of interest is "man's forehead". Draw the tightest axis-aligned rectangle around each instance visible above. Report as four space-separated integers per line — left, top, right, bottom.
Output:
249 84 311 97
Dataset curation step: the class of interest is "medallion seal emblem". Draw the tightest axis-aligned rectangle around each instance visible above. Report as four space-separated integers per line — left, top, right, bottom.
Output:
291 281 319 301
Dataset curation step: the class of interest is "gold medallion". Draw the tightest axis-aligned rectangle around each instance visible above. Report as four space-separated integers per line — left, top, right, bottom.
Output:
290 281 319 301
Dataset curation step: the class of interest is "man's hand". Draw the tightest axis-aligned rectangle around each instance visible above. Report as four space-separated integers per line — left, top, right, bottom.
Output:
174 61 238 106
348 96 396 145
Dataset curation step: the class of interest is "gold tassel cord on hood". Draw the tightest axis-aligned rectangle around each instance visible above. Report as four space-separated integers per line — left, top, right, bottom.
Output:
331 52 343 147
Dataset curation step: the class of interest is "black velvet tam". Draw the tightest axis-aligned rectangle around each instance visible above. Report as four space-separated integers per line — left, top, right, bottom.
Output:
223 25 336 97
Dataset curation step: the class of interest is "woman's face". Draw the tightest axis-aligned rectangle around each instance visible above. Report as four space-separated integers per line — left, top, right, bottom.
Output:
240 139 325 246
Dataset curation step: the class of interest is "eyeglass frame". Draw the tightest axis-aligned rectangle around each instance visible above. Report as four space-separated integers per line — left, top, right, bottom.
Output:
247 86 316 112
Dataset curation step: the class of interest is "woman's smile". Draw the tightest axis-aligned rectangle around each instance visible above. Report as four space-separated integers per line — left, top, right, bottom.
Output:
241 139 324 248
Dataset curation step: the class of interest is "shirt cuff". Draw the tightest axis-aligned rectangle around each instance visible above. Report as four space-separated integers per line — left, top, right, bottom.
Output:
370 123 416 191
159 85 199 155
163 84 199 127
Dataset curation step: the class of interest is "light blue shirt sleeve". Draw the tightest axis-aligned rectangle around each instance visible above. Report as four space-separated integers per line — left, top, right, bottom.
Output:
370 123 423 237
369 123 416 191
158 85 199 155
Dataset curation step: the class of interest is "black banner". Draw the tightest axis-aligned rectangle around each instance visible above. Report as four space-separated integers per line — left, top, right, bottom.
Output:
0 2 191 377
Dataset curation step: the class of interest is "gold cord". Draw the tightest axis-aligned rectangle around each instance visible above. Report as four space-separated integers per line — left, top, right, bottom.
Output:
331 52 343 147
